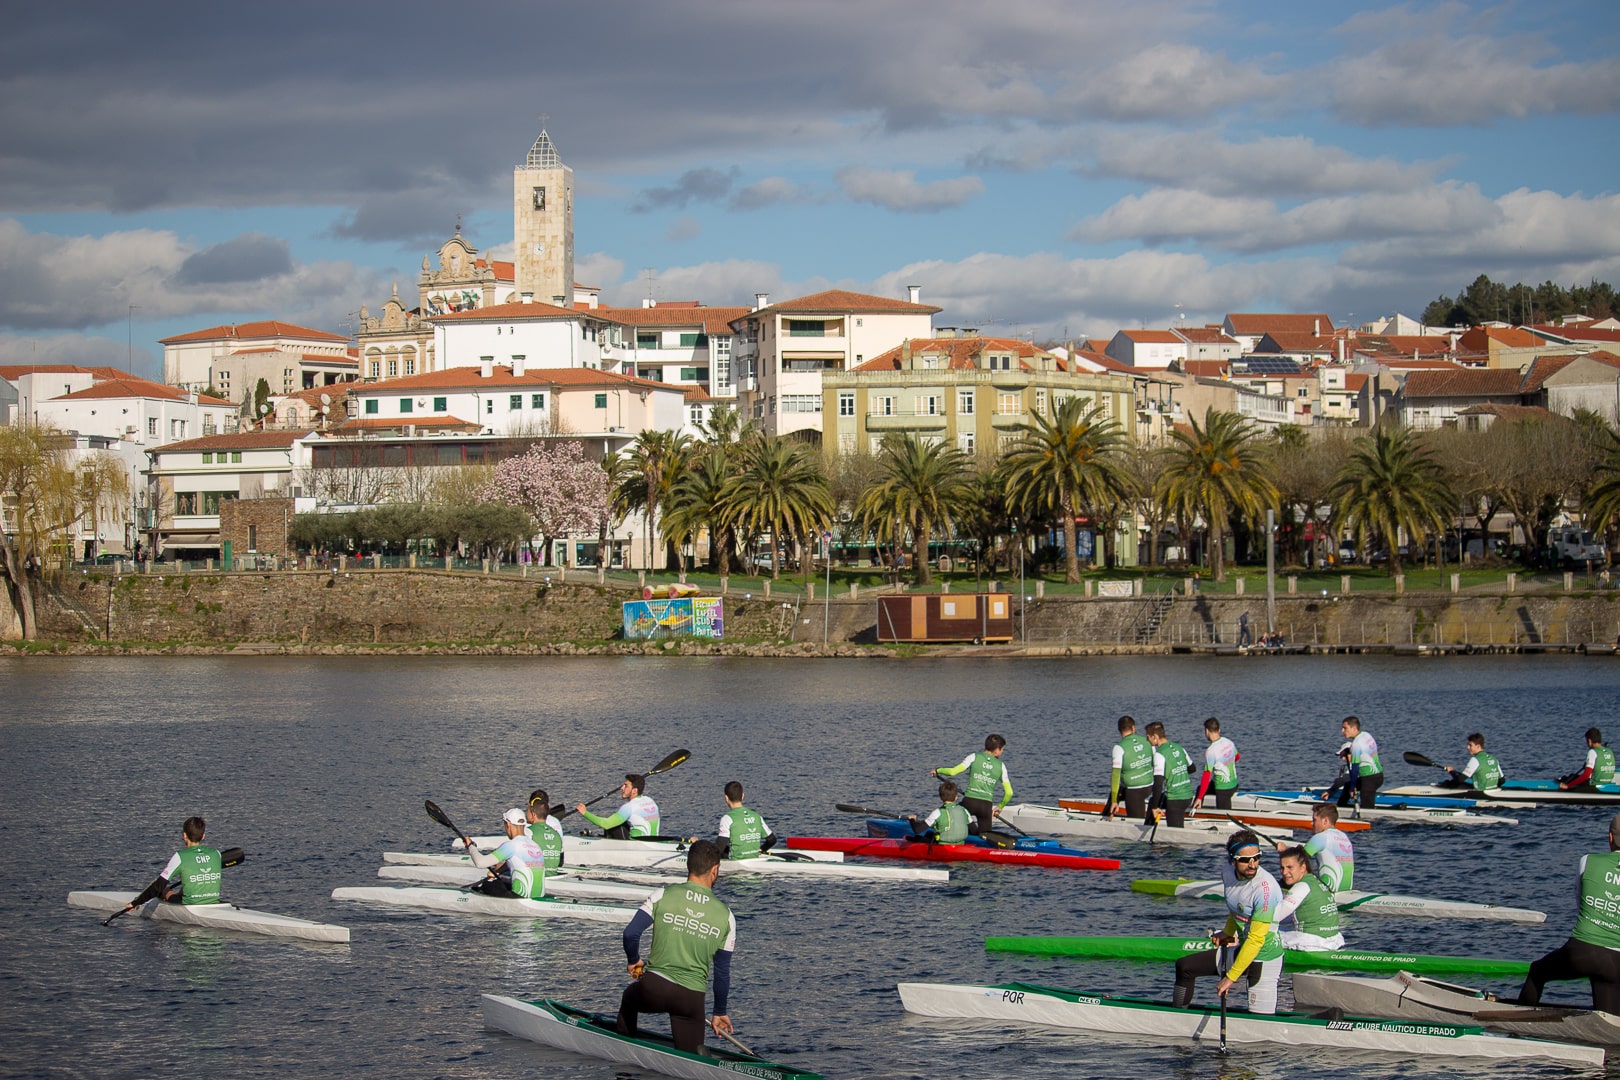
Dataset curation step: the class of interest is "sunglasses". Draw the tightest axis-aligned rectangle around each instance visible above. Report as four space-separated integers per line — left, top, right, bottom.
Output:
1232 854 1262 864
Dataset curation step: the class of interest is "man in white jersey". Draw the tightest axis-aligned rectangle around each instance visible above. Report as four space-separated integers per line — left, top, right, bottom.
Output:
463 808 548 898
578 774 661 839
1276 802 1353 891
1194 717 1239 811
1337 715 1383 809
1172 830 1284 1014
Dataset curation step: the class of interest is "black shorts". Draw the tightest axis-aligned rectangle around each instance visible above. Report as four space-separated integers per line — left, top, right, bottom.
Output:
618 971 709 1052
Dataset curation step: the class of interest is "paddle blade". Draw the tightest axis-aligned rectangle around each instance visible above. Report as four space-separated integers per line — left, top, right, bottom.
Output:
424 799 463 837
1403 751 1441 768
648 748 691 776
836 803 888 815
1130 879 1186 896
220 847 246 869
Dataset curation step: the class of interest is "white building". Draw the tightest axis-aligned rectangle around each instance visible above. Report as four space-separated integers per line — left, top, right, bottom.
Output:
1103 329 1188 369
144 429 314 557
160 320 355 397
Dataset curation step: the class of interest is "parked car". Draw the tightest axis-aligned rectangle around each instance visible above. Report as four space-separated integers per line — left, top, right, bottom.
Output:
1337 541 1359 563
1548 525 1608 567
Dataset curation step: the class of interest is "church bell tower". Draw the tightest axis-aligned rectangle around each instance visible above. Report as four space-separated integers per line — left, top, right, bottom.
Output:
513 125 574 307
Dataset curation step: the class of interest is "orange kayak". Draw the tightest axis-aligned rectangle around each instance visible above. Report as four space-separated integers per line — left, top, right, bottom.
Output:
1056 797 1371 833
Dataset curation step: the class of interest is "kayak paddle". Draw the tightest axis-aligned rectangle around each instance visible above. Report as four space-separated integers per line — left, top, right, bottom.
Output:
836 802 897 816
557 748 692 821
103 846 247 926
425 799 474 848
1223 814 1282 849
710 1021 755 1056
1403 751 1447 770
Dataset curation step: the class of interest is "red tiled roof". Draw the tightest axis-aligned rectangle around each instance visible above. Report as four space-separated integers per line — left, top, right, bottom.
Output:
683 386 712 402
1455 403 1555 422
1525 324 1620 344
1225 313 1336 335
740 289 942 321
1345 373 1369 392
1518 355 1577 395
1457 326 1541 350
52 377 231 406
473 258 515 281
427 299 582 322
1400 368 1525 398
1084 339 1112 354
853 336 1052 372
352 366 678 395
0 364 132 381
1120 329 1183 344
1373 357 1465 371
1355 334 1452 357
1175 327 1238 345
153 429 314 454
159 320 349 345
597 305 752 336
1183 360 1230 378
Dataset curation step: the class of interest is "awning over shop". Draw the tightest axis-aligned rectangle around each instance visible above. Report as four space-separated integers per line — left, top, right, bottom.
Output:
161 533 221 551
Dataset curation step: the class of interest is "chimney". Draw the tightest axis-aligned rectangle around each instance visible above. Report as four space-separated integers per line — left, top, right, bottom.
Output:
1313 318 1320 336
521 291 534 304
480 359 493 378
907 285 921 304
551 295 566 306
513 355 526 377
642 298 656 309
755 293 769 311
901 339 912 369
1337 337 1344 362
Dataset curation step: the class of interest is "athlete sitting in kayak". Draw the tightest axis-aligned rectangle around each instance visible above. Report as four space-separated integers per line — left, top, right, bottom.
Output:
577 774 661 839
525 790 565 870
618 839 736 1052
1520 814 1620 1011
1144 722 1197 829
907 781 973 844
1442 733 1504 792
1193 717 1239 811
717 781 776 860
1107 716 1154 820
1322 741 1356 803
1560 728 1615 791
1277 803 1353 892
118 816 224 917
1172 830 1284 1015
932 733 1012 837
1337 716 1383 809
463 808 547 898
1275 845 1344 952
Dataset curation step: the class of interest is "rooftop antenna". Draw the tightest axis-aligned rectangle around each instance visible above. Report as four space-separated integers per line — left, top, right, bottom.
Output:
643 267 657 304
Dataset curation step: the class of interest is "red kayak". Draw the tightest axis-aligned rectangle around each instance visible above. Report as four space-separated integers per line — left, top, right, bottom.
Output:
783 836 1120 871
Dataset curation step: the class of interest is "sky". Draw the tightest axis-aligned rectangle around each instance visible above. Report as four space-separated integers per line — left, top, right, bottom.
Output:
2 0 1617 381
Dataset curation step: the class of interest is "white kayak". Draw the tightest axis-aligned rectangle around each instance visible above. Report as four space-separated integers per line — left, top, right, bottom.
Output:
1000 804 1262 848
455 835 845 869
376 864 655 902
385 849 945 883
1231 794 1519 827
1132 878 1546 924
1294 971 1620 1048
897 981 1602 1065
331 885 633 923
69 890 350 944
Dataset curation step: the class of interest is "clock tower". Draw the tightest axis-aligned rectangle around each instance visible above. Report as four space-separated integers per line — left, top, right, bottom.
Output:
513 125 574 307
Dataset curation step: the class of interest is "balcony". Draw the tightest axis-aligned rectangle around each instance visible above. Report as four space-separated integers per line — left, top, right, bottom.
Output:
865 413 947 431
989 412 1028 428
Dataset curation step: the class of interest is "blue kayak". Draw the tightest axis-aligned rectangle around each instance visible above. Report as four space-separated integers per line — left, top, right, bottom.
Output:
864 818 1104 859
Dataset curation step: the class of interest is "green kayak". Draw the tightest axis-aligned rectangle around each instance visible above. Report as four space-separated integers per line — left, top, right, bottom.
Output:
985 935 1530 977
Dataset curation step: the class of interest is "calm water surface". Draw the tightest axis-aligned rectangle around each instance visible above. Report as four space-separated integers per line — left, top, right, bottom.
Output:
3 655 1619 1079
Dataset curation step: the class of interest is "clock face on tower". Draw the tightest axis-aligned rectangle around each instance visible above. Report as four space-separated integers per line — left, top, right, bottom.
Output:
534 244 545 256
532 186 546 210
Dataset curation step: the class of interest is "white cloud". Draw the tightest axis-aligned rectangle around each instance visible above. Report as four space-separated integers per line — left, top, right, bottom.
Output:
1058 44 1288 121
1343 188 1620 272
594 259 788 310
1086 131 1443 197
574 252 626 294
731 177 824 210
0 333 159 379
1070 190 1278 245
835 167 984 212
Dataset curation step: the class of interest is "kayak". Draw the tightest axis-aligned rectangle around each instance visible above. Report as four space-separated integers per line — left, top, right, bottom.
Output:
456 834 845 865
1133 878 1546 924
1055 797 1371 833
482 995 823 1079
382 850 948 883
68 890 350 944
983 934 1531 977
1294 971 1620 1047
896 981 1601 1065
1236 792 1519 826
863 817 1107 859
1386 783 1620 807
376 865 654 902
331 885 633 923
782 836 1120 871
998 804 1251 847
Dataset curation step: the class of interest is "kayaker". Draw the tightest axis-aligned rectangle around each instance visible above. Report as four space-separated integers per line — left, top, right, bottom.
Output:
577 774 661 839
1321 741 1356 803
1274 845 1345 951
118 816 224 916
1193 717 1239 811
618 838 736 1052
1171 830 1284 1014
717 781 777 860
525 790 565 870
463 808 547 898
1338 716 1383 808
907 781 973 844
1277 803 1354 892
1519 814 1620 1011
1107 716 1154 820
1559 728 1615 790
1442 733 1504 792
932 733 1012 837
1144 722 1197 829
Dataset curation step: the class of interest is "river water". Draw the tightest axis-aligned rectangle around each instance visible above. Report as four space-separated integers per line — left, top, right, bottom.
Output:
2 654 1618 1079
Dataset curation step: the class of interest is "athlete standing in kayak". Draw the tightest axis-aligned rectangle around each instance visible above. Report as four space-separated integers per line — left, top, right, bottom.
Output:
1107 717 1154 820
577 774 661 839
463 808 548 898
1193 717 1239 811
1172 830 1284 1013
1560 728 1615 790
1519 815 1620 1011
525 790 565 870
1338 716 1383 808
1442 734 1505 792
717 781 777 860
932 734 1012 837
1276 803 1354 891
1274 845 1344 952
1144 722 1196 829
907 781 973 843
618 839 736 1052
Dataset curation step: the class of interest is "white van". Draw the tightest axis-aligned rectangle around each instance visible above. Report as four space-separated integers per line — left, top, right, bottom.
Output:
1549 525 1607 566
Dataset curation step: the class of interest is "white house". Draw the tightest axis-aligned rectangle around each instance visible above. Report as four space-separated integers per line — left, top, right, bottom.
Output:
145 429 315 557
160 320 355 396
1103 329 1188 369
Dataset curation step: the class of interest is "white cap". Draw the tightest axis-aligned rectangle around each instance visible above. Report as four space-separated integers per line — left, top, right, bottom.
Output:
1338 741 1353 755
502 808 527 826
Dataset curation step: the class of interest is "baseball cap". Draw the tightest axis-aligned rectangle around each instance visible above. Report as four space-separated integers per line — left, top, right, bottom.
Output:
1338 741 1352 756
502 808 527 826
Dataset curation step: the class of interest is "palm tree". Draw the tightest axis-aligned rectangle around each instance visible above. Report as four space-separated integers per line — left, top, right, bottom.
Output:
662 447 738 576
1155 408 1277 582
1001 397 1130 584
720 437 834 579
616 431 691 569
1587 428 1620 537
856 433 970 587
1328 425 1449 576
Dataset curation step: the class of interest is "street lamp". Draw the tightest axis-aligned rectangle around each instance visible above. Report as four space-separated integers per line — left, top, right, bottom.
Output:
1012 521 1024 644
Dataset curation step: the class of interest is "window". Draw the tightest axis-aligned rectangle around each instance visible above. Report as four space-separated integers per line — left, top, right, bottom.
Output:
919 394 940 415
637 333 658 350
875 395 895 416
678 332 707 347
530 393 545 410
923 355 936 369
594 393 608 409
998 392 1019 415
387 358 398 378
509 394 523 410
434 397 448 412
689 404 704 425
201 452 213 464
171 420 185 439
364 399 379 415
787 320 826 337
959 432 976 454
1035 389 1047 415
838 392 855 417
404 357 416 375
485 399 494 414
714 338 732 388
368 360 381 379
248 525 257 551
1297 387 1310 397
532 186 545 210
680 367 704 382
148 418 158 436
231 452 242 463
958 389 975 415
781 395 821 414
399 398 413 414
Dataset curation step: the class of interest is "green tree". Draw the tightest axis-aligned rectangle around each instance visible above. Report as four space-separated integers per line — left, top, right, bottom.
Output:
719 437 834 579
1587 429 1620 539
1328 426 1449 576
1001 397 1130 584
856 433 970 587
1155 408 1277 582
616 431 692 570
662 448 738 576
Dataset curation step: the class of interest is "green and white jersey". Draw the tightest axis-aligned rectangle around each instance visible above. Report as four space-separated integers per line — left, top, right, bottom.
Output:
162 845 223 905
923 803 971 844
1279 873 1340 938
1204 736 1239 790
1349 731 1382 777
644 882 737 994
527 817 565 870
937 751 1012 805
1155 741 1195 801
1589 746 1617 785
1462 751 1503 791
718 806 772 860
1574 851 1620 951
1112 733 1154 790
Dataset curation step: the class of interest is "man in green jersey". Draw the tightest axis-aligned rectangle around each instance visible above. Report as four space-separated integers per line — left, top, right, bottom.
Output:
1108 716 1154 820
1144 722 1197 829
717 781 777 860
525 790 565 870
1442 733 1505 792
907 781 973 844
1274 845 1344 951
932 733 1012 838
1520 815 1620 1011
118 816 223 918
1560 728 1616 790
618 839 737 1052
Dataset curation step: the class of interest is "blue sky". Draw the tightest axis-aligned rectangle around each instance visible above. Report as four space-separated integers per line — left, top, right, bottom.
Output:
2 0 1616 380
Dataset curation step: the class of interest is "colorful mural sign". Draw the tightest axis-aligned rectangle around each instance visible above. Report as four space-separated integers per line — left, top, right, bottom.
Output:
622 597 724 639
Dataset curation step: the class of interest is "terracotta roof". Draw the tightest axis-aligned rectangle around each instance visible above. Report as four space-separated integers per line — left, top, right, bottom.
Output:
0 364 132 381
427 299 584 322
1118 329 1183 344
1590 350 1620 367
1354 334 1453 358
1400 368 1525 398
473 258 515 281
351 366 678 395
159 320 349 345
1518 355 1577 395
853 336 1053 373
683 386 712 402
1071 350 1136 375
1525 324 1620 344
1457 326 1541 350
1455 403 1555 422
51 377 232 406
739 289 942 321
152 429 314 454
1374 357 1465 371
1225 313 1335 335
1084 339 1112 354
1175 327 1238 345
597 305 752 336
1183 360 1230 378
1344 373 1369 392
